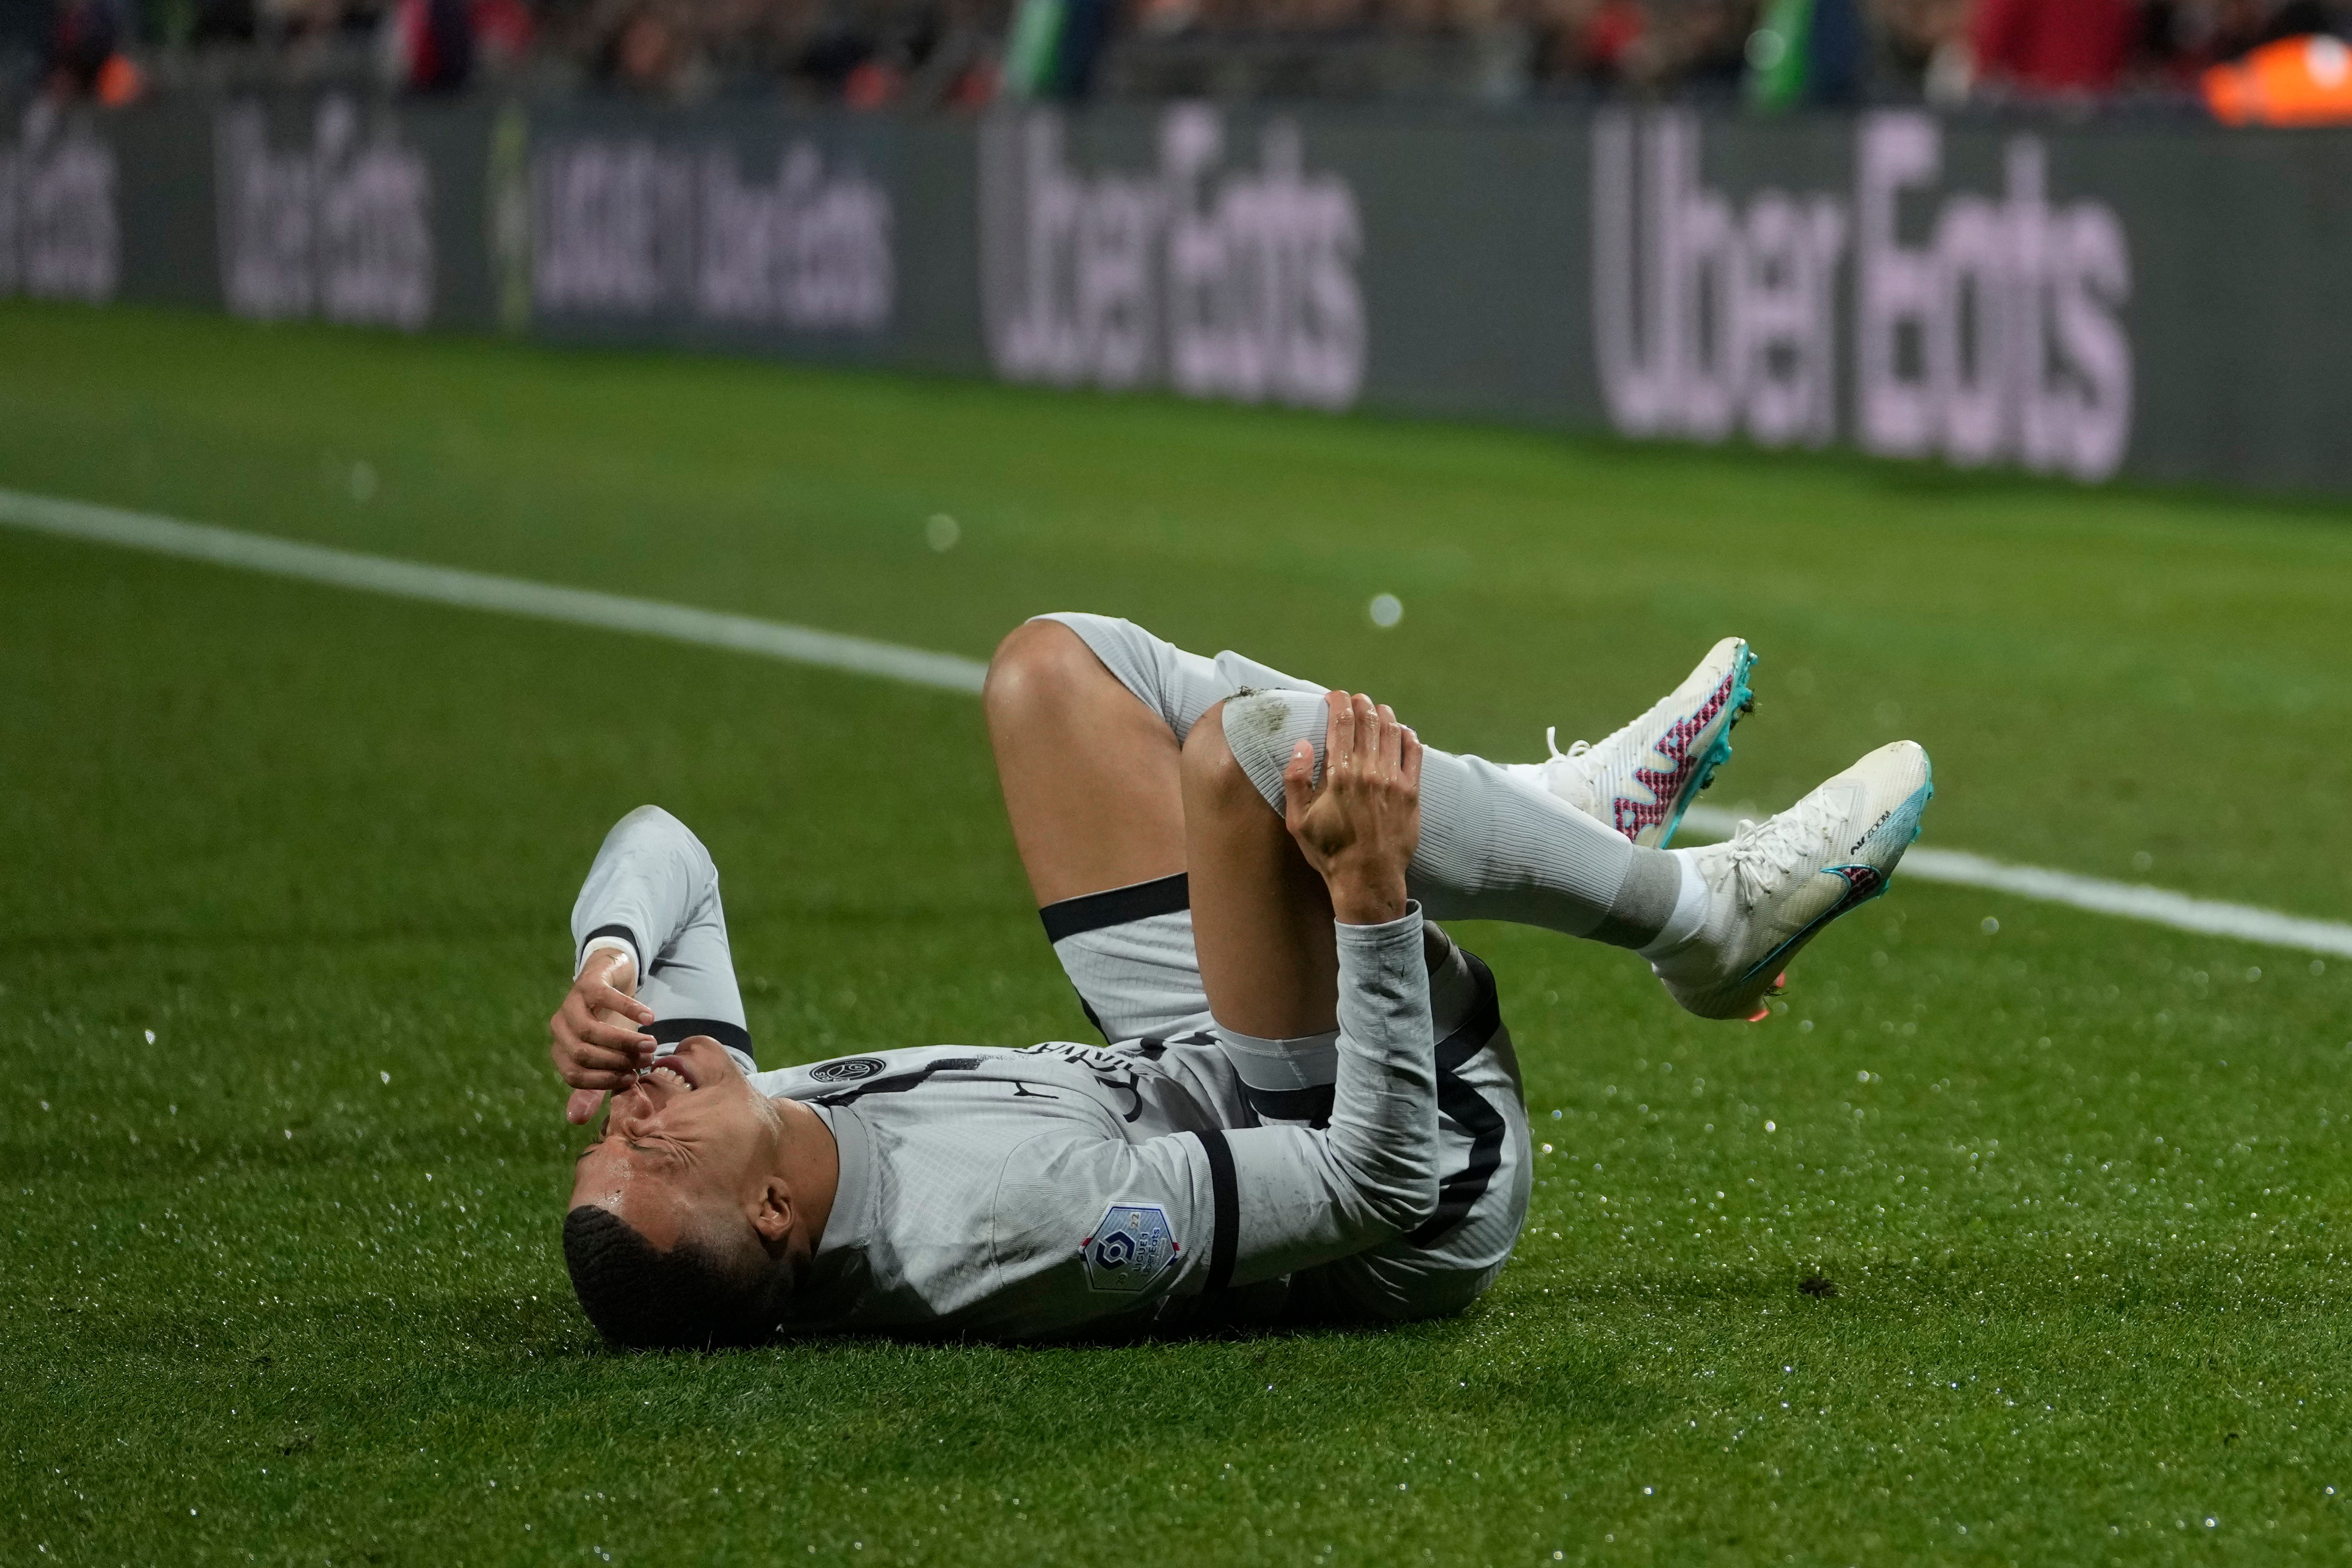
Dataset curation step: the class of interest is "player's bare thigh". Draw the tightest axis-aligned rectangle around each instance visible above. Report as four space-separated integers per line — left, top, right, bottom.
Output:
983 619 1187 907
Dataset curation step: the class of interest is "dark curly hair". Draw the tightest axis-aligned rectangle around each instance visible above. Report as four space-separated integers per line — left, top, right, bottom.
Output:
562 1205 792 1350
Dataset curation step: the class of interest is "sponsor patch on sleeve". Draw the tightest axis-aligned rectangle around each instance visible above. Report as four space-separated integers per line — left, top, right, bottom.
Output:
807 1056 887 1083
1079 1203 1178 1293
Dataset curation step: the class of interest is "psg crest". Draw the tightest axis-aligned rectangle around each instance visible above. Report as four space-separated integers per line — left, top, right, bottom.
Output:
807 1056 886 1083
1081 1203 1177 1293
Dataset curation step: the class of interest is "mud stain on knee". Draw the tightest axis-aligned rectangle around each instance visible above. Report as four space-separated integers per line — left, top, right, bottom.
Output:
1225 690 1295 741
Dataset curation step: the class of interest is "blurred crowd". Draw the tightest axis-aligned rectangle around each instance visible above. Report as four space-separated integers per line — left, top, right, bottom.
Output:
29 0 2352 109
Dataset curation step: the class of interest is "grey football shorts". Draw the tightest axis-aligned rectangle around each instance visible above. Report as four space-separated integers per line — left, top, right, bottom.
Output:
1041 871 1533 1326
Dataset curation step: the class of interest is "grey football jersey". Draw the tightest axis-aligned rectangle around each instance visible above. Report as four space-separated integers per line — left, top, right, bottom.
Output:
567 804 1506 1341
749 915 1443 1341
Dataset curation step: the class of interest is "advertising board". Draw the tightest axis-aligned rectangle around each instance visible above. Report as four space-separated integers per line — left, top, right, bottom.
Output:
5 94 2348 494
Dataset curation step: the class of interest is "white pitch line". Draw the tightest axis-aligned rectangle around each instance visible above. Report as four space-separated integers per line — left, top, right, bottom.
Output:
1678 804 2352 960
0 487 988 695
7 485 2349 960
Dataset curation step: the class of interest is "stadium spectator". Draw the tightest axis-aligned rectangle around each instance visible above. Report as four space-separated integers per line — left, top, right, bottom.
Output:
47 0 144 101
1867 0 1976 102
120 0 2352 105
389 0 478 88
2146 0 2352 77
597 3 692 92
1668 0 1759 89
1745 0 1864 106
1003 0 1114 99
1556 0 1650 84
470 0 537 66
1966 0 2137 96
2204 29 2352 119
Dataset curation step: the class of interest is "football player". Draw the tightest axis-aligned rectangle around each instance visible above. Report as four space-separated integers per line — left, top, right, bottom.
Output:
550 615 1930 1346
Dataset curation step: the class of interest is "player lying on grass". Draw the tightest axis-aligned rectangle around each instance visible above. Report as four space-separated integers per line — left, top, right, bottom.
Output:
551 615 1933 1347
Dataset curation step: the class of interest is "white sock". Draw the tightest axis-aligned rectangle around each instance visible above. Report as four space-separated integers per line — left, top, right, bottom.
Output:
1220 690 1685 948
1638 853 1710 958
1035 617 1688 950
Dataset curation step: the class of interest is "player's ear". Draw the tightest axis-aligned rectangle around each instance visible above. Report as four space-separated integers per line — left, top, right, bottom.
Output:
749 1175 794 1248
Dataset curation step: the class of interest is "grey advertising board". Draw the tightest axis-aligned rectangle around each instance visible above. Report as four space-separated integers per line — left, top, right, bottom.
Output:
5 93 2351 494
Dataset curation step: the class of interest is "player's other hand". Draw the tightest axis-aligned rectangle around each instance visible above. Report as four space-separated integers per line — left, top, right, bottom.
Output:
549 947 657 1125
1282 690 1423 927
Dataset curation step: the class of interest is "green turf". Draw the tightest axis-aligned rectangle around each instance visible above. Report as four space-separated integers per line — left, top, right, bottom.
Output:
7 300 2352 1565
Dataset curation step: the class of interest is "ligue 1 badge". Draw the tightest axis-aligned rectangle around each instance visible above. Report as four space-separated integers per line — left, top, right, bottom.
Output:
1080 1203 1177 1292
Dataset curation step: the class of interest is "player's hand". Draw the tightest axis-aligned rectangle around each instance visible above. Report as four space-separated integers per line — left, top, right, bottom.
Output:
1281 690 1422 926
548 947 657 1125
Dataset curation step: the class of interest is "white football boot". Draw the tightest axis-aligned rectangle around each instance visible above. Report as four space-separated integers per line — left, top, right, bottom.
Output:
1649 740 1934 1022
1507 636 1756 848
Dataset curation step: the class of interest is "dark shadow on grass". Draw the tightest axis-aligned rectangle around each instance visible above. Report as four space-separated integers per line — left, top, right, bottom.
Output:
45 1284 600 1366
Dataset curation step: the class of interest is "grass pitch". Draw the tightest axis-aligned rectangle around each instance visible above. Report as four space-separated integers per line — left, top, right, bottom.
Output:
8 301 2352 1565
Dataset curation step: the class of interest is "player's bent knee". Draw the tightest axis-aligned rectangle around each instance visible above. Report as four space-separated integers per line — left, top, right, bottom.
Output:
1178 700 1259 810
981 619 1098 732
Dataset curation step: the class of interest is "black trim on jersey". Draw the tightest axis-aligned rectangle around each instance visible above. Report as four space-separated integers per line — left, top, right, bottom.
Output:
1198 1126 1240 1297
1407 950 1509 1247
1240 1082 1336 1129
651 1017 755 1062
806 1056 987 1107
1073 989 1110 1044
1039 873 1191 944
581 924 641 964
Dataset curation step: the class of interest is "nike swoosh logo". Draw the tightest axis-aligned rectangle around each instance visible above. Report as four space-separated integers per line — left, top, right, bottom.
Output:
1821 863 1886 917
1734 863 1889 984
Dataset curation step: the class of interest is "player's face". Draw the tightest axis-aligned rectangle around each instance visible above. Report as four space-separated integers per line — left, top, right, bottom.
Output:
567 1035 783 1251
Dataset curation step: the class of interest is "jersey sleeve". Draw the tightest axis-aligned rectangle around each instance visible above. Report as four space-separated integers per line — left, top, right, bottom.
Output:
975 907 1439 1336
568 805 755 1072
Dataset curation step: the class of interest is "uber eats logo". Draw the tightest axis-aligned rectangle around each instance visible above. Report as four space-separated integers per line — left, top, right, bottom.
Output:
1593 110 2132 481
216 98 433 330
0 103 117 305
981 106 1366 411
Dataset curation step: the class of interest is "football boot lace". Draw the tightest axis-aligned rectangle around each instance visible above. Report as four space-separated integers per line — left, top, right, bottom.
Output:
1716 805 1830 911
1541 726 1594 764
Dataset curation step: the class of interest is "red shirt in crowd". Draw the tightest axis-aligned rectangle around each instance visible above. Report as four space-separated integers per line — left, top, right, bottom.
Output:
1970 0 2136 93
